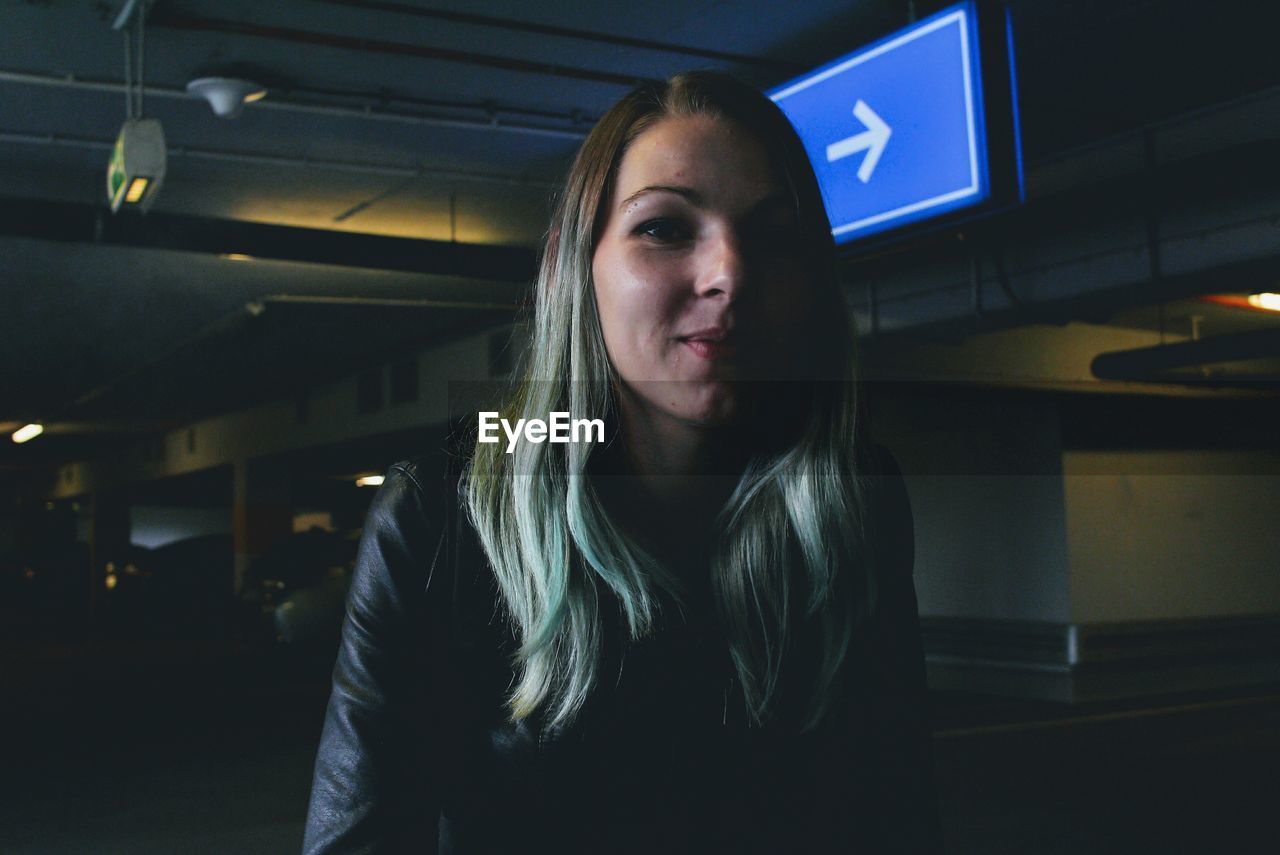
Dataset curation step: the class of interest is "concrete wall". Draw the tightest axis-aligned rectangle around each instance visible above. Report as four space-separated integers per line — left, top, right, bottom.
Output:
873 395 1072 623
1064 449 1280 623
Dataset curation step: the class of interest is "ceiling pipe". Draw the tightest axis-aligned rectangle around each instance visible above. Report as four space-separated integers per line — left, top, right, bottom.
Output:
148 10 655 88
1091 327 1280 384
0 68 589 141
0 128 559 187
261 294 520 312
306 0 799 71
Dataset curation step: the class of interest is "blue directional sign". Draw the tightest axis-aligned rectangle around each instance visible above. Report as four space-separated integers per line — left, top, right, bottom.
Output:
770 1 1021 245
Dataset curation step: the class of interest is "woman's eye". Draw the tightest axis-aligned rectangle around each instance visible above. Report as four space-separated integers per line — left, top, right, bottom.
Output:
634 219 691 243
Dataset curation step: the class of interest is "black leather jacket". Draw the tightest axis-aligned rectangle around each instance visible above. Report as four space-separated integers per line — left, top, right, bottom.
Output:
303 446 942 854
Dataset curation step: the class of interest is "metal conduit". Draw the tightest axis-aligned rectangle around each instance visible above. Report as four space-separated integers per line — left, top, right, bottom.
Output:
0 68 589 141
0 129 558 187
148 11 651 88
305 0 797 71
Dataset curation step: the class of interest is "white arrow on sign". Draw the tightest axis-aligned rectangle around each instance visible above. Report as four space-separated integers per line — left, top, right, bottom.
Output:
825 100 892 184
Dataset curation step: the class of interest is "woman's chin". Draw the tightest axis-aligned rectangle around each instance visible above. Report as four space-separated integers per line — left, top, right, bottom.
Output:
617 378 761 431
672 385 748 428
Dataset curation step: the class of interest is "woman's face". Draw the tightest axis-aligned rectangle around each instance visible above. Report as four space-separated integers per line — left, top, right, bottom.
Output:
591 114 814 431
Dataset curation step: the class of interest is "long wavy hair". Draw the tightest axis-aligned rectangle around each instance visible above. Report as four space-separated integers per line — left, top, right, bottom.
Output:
465 71 870 731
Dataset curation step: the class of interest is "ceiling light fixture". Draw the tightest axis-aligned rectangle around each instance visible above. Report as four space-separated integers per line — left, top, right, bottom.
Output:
107 119 165 212
1246 292 1280 312
12 423 43 444
1200 293 1280 314
187 77 268 119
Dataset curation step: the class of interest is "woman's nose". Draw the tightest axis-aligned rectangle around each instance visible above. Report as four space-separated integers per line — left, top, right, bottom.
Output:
693 231 748 300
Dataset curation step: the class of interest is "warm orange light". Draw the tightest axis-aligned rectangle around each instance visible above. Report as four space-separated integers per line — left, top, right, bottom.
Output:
105 574 118 590
243 88 268 103
355 475 385 487
124 176 150 203
220 253 254 262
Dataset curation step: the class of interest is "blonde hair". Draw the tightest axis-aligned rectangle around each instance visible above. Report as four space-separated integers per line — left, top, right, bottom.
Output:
465 71 870 731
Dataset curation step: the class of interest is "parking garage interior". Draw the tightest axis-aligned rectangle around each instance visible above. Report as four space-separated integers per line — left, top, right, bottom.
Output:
2 1 1278 852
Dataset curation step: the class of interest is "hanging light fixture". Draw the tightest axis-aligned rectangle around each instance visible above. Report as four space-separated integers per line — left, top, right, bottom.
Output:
107 120 165 213
107 0 165 213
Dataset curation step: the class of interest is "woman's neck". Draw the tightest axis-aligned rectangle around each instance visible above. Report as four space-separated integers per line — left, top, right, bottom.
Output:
594 396 749 563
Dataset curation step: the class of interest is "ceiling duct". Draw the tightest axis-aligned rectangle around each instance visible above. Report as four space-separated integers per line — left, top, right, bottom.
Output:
1091 327 1280 385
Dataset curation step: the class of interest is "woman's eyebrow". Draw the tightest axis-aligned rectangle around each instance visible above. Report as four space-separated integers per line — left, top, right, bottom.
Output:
619 185 702 209
617 186 791 216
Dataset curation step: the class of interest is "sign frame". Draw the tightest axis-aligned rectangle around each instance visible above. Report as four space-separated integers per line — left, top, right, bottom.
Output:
768 1 1023 251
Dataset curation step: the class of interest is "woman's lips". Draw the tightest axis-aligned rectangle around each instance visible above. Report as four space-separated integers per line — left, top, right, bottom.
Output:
681 338 738 360
677 326 742 361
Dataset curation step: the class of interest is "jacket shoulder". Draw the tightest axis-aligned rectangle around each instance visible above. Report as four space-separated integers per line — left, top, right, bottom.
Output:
349 449 471 625
386 448 463 500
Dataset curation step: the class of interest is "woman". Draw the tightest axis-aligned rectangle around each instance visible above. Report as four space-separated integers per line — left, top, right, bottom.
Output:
304 71 941 854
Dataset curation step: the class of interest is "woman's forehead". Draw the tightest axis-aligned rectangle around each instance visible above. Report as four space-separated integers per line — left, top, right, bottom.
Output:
611 114 782 210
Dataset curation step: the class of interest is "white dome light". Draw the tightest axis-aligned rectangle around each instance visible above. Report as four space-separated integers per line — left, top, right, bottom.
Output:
186 77 267 119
